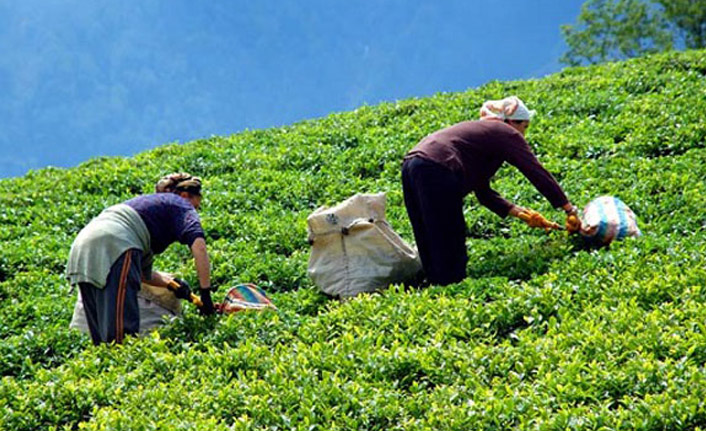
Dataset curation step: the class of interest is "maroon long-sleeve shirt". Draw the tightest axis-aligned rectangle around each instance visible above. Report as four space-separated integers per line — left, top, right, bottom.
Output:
404 120 568 217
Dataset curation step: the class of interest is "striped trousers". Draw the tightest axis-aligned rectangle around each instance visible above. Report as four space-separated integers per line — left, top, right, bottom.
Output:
79 249 142 345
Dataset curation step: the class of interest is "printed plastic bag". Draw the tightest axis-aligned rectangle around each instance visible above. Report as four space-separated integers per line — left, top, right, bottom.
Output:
218 283 277 314
580 196 641 244
307 193 422 298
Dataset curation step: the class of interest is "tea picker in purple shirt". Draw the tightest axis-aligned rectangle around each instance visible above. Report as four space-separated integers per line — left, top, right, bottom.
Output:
402 96 582 286
66 173 216 345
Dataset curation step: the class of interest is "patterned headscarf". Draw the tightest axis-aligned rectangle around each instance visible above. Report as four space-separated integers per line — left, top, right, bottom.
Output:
479 96 535 121
155 172 202 195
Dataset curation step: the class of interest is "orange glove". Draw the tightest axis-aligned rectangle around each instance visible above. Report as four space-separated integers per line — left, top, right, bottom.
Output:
565 206 582 234
517 209 562 232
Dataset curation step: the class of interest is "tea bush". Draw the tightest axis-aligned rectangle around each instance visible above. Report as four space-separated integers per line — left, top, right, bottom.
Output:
1 49 706 430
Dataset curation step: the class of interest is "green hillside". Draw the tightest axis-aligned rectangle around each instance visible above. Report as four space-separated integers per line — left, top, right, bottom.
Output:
2 49 706 430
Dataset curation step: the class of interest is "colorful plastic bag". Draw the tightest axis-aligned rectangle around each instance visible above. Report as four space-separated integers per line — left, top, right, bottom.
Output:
218 283 277 314
580 196 641 244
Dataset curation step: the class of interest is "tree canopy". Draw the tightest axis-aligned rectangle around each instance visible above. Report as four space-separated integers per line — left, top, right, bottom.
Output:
561 0 706 65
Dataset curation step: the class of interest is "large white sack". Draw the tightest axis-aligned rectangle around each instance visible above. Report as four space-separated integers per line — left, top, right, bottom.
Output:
69 282 181 334
307 193 421 298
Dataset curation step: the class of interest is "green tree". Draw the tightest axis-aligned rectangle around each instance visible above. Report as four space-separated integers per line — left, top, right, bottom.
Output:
656 0 706 49
561 0 673 66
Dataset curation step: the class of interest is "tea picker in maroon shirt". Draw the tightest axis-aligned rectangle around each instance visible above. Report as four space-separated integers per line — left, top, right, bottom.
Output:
402 96 581 286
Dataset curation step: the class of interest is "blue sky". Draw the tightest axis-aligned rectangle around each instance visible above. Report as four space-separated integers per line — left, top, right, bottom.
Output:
0 1 585 178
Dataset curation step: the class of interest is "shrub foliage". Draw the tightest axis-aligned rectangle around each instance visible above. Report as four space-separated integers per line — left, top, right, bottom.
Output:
1 49 706 430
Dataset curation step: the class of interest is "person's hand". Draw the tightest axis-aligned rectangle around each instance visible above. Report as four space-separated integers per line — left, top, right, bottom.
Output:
517 209 562 231
199 287 215 316
565 206 582 234
170 278 192 300
214 303 224 314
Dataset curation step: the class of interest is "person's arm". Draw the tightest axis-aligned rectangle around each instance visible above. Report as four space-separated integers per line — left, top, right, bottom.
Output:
508 192 578 232
190 237 211 289
175 206 211 289
474 185 554 226
141 272 192 300
176 206 215 313
505 145 581 231
561 202 577 213
474 185 514 218
502 137 570 209
191 237 215 315
508 205 525 218
142 271 171 288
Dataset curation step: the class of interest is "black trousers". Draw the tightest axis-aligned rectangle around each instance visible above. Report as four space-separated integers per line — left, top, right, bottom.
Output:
402 157 468 286
79 249 142 345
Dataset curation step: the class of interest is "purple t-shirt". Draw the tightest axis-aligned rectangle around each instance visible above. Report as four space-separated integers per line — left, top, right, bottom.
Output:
124 193 205 255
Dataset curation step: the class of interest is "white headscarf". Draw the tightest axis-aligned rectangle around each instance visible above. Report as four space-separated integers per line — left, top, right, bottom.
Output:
479 96 535 121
